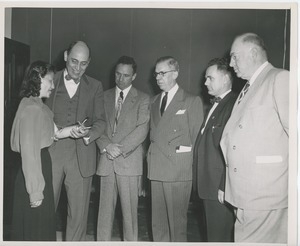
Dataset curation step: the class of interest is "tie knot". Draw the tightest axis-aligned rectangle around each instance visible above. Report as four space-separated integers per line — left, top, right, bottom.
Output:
210 97 222 104
120 91 124 100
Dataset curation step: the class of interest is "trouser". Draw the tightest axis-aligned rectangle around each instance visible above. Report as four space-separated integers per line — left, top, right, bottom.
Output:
97 172 139 241
151 180 192 242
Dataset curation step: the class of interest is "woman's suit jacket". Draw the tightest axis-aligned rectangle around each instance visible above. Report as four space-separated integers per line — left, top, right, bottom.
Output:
220 63 289 210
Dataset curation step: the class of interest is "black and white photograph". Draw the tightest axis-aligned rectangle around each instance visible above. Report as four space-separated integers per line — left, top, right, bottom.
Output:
1 1 298 245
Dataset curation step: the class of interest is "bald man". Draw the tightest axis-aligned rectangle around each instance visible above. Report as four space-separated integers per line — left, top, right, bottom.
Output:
221 33 289 243
45 41 106 241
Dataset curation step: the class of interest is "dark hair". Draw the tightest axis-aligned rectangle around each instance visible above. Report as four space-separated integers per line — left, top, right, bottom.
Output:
19 60 55 98
207 57 233 83
116 55 137 74
155 56 179 71
66 40 91 58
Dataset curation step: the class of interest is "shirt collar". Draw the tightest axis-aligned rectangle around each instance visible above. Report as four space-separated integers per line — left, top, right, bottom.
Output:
218 89 231 99
116 85 132 100
249 61 269 86
163 83 179 97
64 69 80 85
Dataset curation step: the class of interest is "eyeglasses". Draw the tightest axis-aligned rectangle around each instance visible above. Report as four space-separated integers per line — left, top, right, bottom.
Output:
153 70 176 78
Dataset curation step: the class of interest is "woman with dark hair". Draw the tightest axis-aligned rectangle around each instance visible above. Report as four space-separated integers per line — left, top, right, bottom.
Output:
10 60 80 241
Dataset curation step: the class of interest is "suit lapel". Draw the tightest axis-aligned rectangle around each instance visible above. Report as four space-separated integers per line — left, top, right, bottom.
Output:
117 87 137 125
152 94 162 127
157 88 185 129
104 88 116 131
49 70 64 111
76 74 91 122
201 92 232 134
228 64 273 130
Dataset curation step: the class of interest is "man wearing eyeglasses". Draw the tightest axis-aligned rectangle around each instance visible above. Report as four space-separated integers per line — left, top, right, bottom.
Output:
147 56 204 242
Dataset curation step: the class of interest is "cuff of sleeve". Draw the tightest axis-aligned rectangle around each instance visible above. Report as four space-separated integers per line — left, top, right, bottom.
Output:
29 191 44 203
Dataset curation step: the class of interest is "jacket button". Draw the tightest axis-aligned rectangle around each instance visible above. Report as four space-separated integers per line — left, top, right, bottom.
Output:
234 168 237 172
233 145 236 150
173 129 177 132
239 124 243 129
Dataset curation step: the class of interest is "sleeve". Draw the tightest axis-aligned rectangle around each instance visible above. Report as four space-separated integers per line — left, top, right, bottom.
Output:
119 94 150 157
87 82 106 143
19 106 45 203
273 70 289 135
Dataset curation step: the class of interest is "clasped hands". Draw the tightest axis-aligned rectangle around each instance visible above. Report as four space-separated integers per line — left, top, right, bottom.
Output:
105 143 123 160
70 119 91 139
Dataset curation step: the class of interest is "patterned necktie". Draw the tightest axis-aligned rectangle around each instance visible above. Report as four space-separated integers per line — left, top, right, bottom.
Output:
238 81 250 104
113 91 124 135
210 97 222 104
160 92 168 116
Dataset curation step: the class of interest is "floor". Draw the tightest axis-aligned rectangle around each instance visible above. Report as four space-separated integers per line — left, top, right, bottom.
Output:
55 176 206 242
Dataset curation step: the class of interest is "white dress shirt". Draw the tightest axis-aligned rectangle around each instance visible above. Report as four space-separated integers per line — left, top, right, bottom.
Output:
64 69 80 98
201 89 231 134
160 83 179 112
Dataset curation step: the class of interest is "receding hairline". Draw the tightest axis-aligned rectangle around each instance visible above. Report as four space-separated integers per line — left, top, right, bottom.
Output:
67 41 91 59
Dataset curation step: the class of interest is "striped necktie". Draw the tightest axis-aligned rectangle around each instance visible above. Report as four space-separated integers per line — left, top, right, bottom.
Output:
113 91 123 135
238 81 250 104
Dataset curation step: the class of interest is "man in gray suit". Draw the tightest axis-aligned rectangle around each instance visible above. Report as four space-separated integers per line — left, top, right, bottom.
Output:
147 56 204 242
45 41 106 241
96 56 150 241
221 33 289 243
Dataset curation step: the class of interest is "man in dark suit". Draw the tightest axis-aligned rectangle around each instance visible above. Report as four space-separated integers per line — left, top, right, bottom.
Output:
45 41 106 241
96 56 150 241
147 56 204 242
221 33 289 243
194 58 236 242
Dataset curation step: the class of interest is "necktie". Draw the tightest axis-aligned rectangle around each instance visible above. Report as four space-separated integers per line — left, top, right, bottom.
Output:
238 81 250 104
65 74 80 84
113 91 124 135
160 92 168 116
210 97 222 104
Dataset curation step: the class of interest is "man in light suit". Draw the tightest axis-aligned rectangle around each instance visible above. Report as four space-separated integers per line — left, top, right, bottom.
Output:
194 58 236 242
96 56 150 241
220 33 289 243
45 41 106 241
147 56 204 242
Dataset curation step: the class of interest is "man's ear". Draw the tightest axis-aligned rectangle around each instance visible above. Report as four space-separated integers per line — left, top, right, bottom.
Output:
132 73 137 81
172 71 179 80
250 47 258 60
64 51 68 62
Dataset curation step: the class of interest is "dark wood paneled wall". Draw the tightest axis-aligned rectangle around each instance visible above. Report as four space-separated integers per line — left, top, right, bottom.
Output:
12 8 290 101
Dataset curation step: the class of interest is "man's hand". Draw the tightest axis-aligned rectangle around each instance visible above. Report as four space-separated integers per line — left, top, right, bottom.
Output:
70 126 90 139
106 143 123 159
218 189 225 204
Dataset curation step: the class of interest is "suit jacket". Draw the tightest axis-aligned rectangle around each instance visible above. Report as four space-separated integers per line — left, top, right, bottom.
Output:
147 87 204 182
194 91 237 200
220 63 289 210
45 70 106 177
96 86 150 176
